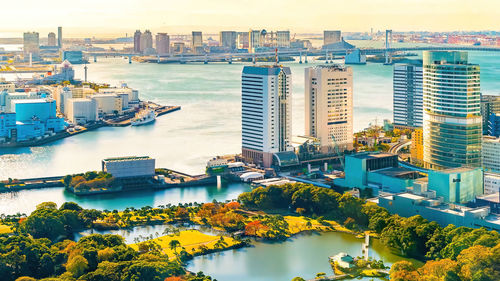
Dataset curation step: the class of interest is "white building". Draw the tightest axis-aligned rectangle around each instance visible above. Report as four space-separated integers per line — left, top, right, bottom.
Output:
1 92 39 112
484 173 500 195
98 85 139 107
66 98 98 125
102 156 156 178
483 136 500 174
241 65 293 167
91 94 122 116
248 30 263 53
0 82 15 92
276 31 290 48
305 65 353 152
323 30 342 46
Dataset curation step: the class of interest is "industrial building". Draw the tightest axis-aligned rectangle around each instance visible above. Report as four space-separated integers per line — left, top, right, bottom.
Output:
91 94 123 116
66 98 98 125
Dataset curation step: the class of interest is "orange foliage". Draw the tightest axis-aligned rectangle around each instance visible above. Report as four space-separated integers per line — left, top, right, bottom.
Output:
164 277 185 281
225 201 240 210
245 220 269 236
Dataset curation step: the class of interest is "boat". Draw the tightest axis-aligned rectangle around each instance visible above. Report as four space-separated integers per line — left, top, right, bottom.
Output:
131 110 156 126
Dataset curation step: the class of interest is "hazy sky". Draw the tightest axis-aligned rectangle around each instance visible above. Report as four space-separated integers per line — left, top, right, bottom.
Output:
1 0 498 37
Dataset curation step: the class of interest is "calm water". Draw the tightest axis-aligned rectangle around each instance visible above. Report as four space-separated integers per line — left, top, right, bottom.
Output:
0 182 251 215
186 231 420 281
74 224 420 281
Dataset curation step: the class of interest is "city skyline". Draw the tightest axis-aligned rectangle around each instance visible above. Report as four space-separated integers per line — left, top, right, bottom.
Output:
1 0 499 37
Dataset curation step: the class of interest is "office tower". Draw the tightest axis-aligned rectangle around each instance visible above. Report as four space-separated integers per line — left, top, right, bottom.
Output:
155 33 170 55
241 65 292 167
140 30 153 51
276 31 290 48
422 51 482 169
134 30 142 53
237 32 249 49
305 65 353 152
249 30 263 53
393 64 423 128
481 95 500 134
410 128 424 164
192 31 203 50
47 32 56 46
219 31 237 50
323 30 342 46
483 136 500 174
57 26 62 48
23 32 40 58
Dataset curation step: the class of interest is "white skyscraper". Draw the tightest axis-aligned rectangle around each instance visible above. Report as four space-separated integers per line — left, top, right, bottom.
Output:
241 65 292 167
305 65 353 152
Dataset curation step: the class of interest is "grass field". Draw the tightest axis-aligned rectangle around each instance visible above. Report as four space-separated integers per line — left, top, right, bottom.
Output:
284 216 354 234
129 229 239 258
0 224 12 234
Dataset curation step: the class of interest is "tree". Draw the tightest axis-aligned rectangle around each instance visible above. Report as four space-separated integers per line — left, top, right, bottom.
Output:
66 255 89 278
291 278 305 281
169 240 181 254
389 261 418 281
36 202 57 210
60 202 83 212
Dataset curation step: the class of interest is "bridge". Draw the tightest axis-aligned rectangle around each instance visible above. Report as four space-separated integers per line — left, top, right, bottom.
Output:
84 44 500 64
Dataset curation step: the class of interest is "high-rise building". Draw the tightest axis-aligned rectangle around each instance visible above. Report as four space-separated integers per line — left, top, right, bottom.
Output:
305 65 353 152
155 33 170 55
422 51 482 169
47 32 57 46
241 65 292 167
276 31 290 48
219 31 237 50
481 95 500 134
483 136 500 174
57 26 62 48
23 32 40 59
323 30 342 46
192 31 203 50
393 64 423 128
237 32 249 49
140 30 153 52
249 30 263 53
133 30 142 53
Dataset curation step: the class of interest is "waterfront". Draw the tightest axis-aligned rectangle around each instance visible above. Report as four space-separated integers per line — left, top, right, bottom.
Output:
0 182 251 215
1 50 499 180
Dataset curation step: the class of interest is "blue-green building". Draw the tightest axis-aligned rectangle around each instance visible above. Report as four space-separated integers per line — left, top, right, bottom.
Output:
427 168 483 204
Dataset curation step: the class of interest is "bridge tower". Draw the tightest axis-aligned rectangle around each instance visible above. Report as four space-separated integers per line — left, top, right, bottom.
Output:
128 55 132 64
299 51 302 64
228 56 232 64
325 50 329 64
94 55 97 63
304 52 308 63
204 54 208 64
385 30 393 64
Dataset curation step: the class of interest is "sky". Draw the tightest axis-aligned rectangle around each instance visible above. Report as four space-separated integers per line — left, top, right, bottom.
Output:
1 0 499 37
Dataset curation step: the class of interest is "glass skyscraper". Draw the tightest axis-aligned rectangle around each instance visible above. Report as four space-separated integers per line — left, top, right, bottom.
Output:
393 64 423 128
423 51 482 169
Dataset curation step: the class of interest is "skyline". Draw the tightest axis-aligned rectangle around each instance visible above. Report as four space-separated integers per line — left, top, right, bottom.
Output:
1 0 499 37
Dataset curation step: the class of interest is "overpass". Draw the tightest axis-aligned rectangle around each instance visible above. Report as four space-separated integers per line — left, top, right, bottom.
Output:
84 44 500 64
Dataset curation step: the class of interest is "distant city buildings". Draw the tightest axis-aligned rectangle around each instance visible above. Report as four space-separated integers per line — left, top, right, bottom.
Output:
23 32 40 59
305 65 353 152
134 30 142 53
422 51 482 169
241 65 293 167
47 32 56 46
141 30 154 54
323 30 342 46
57 26 63 48
155 33 170 55
276 31 290 48
192 31 203 53
220 31 237 50
393 64 423 128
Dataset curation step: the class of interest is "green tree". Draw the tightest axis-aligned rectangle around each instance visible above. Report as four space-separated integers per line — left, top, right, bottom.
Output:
66 255 88 278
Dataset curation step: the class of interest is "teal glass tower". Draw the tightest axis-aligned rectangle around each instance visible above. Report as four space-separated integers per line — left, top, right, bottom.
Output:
422 51 482 169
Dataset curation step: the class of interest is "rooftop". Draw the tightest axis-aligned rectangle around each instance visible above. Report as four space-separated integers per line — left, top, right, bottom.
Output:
103 156 152 162
477 193 500 204
372 167 424 179
350 152 396 160
242 65 291 76
12 98 53 104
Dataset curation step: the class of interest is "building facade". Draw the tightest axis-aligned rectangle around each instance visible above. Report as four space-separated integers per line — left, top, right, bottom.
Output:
220 31 237 50
248 30 263 53
192 31 203 52
480 95 500 134
155 33 170 55
140 30 153 53
66 98 98 125
91 94 122 116
241 65 293 167
483 136 500 173
47 32 56 46
427 168 483 204
484 173 500 195
422 51 482 169
102 156 155 178
57 26 62 48
323 30 342 46
276 31 290 48
134 30 142 53
393 64 423 128
23 32 40 59
410 128 424 164
305 65 353 152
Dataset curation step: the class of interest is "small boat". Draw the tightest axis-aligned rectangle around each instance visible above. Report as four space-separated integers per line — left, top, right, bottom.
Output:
131 110 156 126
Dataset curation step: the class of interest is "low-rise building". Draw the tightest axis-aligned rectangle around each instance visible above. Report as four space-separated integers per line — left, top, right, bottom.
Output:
91 94 122 116
427 168 483 204
66 98 98 125
102 156 155 178
0 112 16 142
